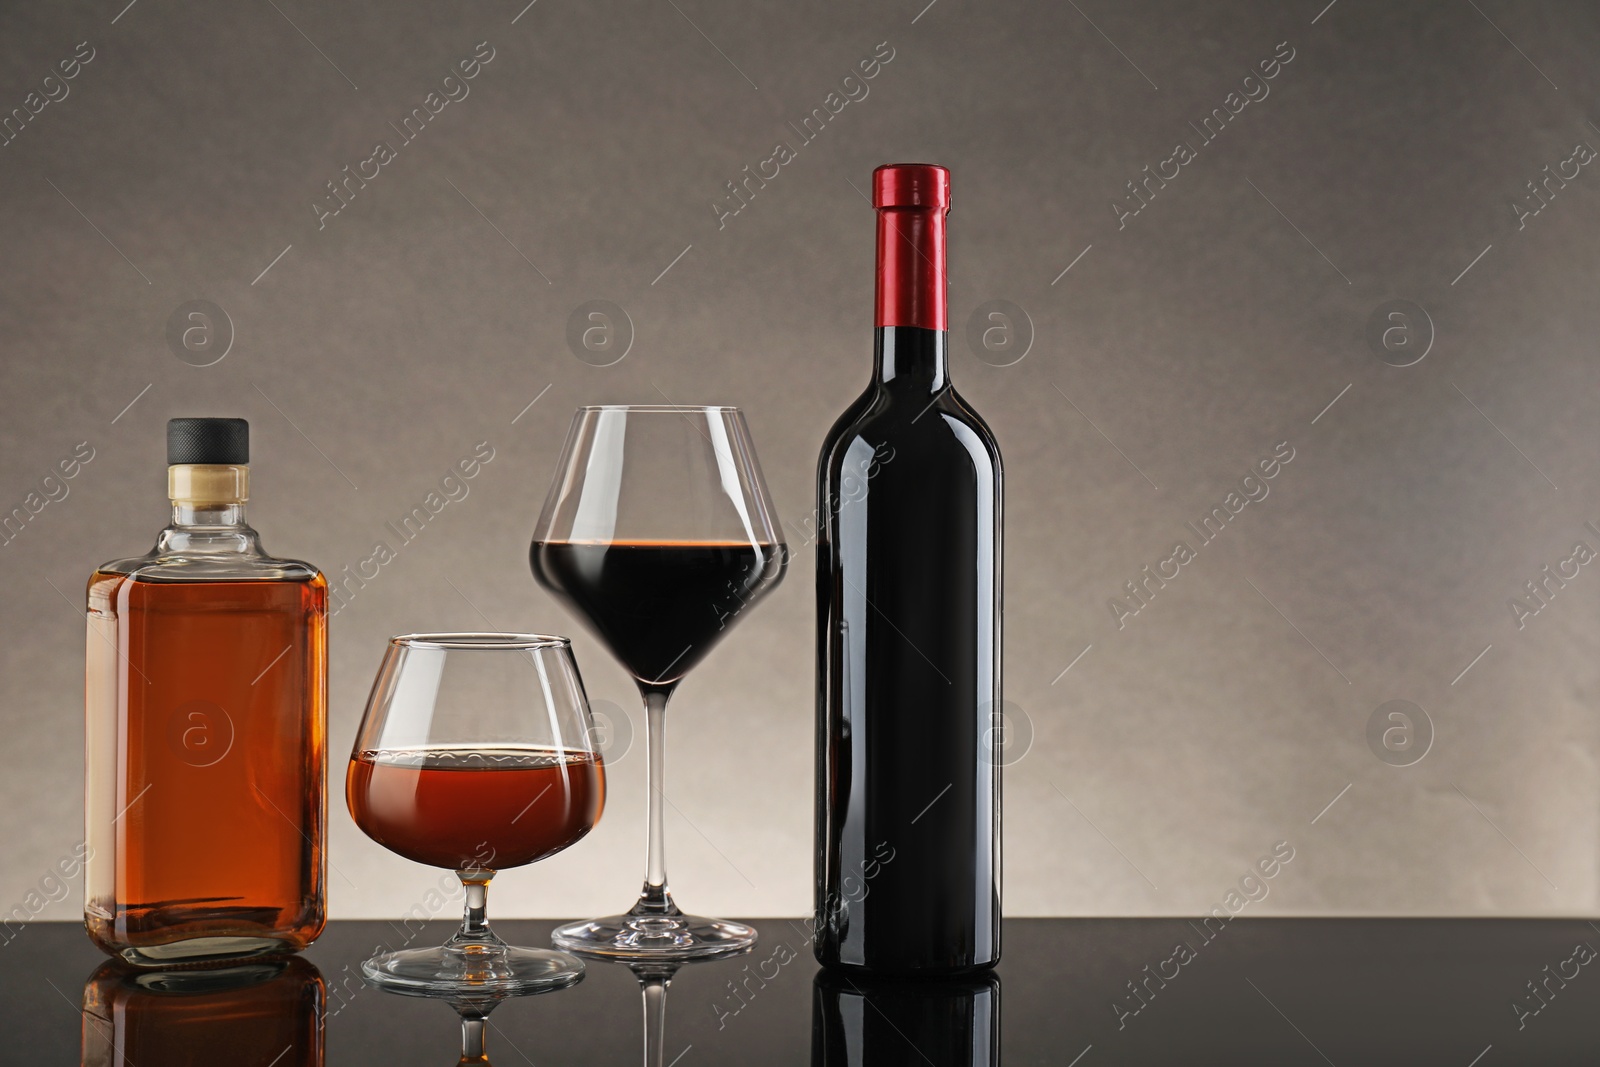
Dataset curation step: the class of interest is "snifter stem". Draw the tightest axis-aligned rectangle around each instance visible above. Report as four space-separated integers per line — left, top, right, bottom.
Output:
449 871 502 948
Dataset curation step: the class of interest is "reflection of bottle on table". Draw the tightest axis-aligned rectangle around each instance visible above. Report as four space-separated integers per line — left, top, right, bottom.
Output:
81 956 324 1067
811 969 1000 1067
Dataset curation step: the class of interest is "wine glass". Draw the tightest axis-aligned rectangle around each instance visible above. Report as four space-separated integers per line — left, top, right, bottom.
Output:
530 405 787 960
347 633 605 994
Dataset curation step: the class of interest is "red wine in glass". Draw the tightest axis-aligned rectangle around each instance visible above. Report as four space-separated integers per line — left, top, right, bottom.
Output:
530 540 785 692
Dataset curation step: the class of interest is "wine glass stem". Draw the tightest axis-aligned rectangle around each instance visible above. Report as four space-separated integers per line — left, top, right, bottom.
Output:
638 690 673 913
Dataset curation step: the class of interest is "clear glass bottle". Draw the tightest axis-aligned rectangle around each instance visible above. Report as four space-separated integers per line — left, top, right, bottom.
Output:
85 417 327 965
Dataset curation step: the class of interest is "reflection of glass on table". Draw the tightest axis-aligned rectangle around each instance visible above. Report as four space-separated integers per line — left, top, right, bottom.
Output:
381 981 581 1067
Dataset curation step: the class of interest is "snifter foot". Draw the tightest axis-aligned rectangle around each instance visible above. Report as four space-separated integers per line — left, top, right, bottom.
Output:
361 943 585 996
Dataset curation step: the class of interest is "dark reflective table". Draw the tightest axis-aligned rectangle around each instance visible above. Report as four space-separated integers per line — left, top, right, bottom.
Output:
12 918 1598 1064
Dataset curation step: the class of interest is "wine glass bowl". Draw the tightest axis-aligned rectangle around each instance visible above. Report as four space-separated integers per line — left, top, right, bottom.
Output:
346 633 604 994
530 406 786 961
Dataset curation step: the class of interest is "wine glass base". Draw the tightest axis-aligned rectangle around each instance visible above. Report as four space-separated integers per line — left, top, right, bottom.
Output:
552 913 758 962
360 944 585 996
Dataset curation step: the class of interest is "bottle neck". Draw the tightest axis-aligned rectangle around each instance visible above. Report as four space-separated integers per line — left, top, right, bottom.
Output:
875 206 948 331
159 501 261 555
159 463 261 555
874 200 948 392
171 503 246 527
873 326 948 391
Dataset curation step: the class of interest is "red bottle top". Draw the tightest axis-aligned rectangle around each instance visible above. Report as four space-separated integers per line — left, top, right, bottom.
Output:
873 163 949 331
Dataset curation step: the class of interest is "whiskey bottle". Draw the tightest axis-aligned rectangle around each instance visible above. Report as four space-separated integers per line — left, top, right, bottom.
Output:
85 418 327 965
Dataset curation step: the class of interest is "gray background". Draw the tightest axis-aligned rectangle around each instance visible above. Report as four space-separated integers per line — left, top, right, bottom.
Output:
1 0 1596 921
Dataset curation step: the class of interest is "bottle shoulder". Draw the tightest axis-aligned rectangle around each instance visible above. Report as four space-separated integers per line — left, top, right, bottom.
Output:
94 551 324 584
95 515 325 585
938 388 1003 469
818 385 882 453
819 384 1002 476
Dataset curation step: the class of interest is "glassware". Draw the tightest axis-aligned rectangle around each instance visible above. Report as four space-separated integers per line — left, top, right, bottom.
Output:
86 417 326 966
530 405 787 960
346 633 605 994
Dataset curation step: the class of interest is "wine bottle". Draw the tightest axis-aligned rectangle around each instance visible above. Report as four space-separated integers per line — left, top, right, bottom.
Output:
85 418 328 965
814 164 1002 974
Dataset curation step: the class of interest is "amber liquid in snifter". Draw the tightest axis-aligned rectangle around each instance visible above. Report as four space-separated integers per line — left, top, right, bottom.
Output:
85 433 327 965
347 746 605 870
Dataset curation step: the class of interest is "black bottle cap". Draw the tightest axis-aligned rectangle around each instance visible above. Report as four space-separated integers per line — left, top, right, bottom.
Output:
167 418 249 465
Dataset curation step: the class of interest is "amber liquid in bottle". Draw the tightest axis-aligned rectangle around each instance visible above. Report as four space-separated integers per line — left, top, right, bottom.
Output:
85 424 327 966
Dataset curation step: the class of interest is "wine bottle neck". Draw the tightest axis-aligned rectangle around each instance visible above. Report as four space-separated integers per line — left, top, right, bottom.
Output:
872 165 949 392
874 206 948 331
873 326 948 391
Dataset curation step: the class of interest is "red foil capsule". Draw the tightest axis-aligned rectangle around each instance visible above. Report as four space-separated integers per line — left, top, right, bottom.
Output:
873 163 950 331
